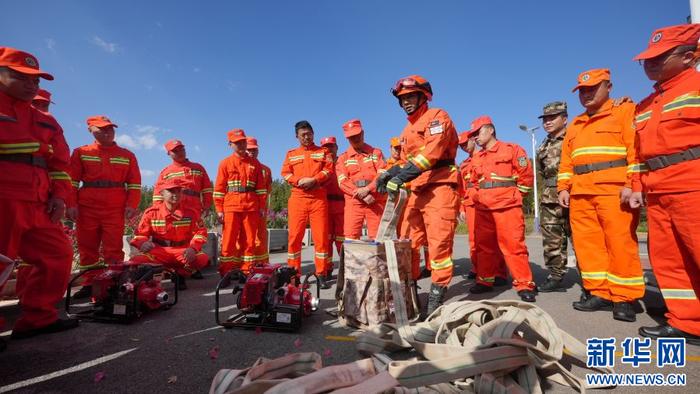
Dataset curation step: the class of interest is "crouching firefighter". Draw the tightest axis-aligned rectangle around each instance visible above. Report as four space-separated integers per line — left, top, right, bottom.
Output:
130 179 210 290
377 75 460 318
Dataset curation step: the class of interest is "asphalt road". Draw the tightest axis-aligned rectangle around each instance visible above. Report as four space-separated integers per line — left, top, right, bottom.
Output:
0 235 697 393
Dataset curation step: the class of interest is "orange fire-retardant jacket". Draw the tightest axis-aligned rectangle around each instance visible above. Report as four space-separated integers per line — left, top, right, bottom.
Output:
557 100 642 195
399 104 459 191
68 142 141 209
280 144 334 199
130 204 208 251
0 91 72 203
459 157 477 208
152 160 213 211
336 143 387 198
259 162 273 209
470 141 533 210
635 68 700 194
213 152 264 213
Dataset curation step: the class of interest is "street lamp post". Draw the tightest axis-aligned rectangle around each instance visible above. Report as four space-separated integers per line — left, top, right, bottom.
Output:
519 124 541 233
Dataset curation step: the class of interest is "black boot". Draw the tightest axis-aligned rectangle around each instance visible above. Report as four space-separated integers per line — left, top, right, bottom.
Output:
317 275 331 290
538 278 565 293
639 324 700 346
10 318 79 340
469 283 493 294
573 295 612 312
613 302 636 322
72 286 92 299
494 277 509 287
190 270 204 279
425 284 447 318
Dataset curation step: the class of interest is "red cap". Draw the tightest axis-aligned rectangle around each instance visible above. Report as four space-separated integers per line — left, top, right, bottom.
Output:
0 47 54 80
86 115 118 128
466 115 494 136
342 119 363 138
458 131 472 144
390 137 401 148
572 68 610 92
634 24 700 60
164 139 184 152
33 89 53 103
320 136 337 146
227 128 247 143
246 137 259 149
159 178 184 191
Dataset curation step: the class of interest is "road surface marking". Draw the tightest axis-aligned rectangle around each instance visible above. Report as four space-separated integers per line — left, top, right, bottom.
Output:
0 347 138 393
325 335 356 342
171 326 220 339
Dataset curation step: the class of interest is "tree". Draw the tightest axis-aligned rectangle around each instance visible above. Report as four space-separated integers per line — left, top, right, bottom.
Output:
269 179 291 212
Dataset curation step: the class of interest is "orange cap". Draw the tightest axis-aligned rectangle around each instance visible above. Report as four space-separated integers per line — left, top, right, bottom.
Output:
227 128 247 143
458 131 472 144
164 139 184 152
320 136 337 146
33 89 53 103
634 24 700 60
571 68 610 92
0 47 54 80
86 115 118 128
466 115 493 136
342 119 363 138
390 137 401 148
246 137 259 149
159 177 184 191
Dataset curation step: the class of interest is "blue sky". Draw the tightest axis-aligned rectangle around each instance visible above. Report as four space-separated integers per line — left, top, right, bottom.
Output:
2 0 690 184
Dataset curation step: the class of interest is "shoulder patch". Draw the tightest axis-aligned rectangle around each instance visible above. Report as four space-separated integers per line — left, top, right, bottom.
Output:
428 120 444 135
518 157 528 168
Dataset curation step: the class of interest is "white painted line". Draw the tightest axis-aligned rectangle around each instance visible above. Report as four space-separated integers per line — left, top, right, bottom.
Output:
0 299 19 308
171 326 220 339
209 304 237 313
202 289 232 297
0 347 138 393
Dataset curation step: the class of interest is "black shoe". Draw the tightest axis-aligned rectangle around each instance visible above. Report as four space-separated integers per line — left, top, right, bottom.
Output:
494 277 509 287
190 270 204 280
324 271 333 282
639 324 700 346
176 276 187 290
518 290 537 303
0 337 6 352
538 278 566 293
469 283 493 294
466 271 477 280
317 275 331 290
10 318 79 340
425 284 447 318
573 295 612 312
72 286 92 299
613 302 636 322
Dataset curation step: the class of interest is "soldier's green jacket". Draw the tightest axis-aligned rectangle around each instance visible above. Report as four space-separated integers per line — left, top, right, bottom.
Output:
536 132 565 204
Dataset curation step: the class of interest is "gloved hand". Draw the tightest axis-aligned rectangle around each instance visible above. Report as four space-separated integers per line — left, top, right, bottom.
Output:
386 177 404 194
386 162 423 195
376 165 404 194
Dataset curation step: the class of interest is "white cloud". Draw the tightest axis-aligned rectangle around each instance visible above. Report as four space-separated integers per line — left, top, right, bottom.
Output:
194 145 201 152
116 124 165 150
141 169 155 177
91 36 118 53
45 38 56 52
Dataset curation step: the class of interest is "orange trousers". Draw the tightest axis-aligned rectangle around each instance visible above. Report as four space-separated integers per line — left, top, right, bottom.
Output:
399 192 430 277
343 198 384 240
569 194 644 302
405 184 459 287
327 203 344 274
464 205 506 278
287 196 329 275
77 205 126 283
647 191 700 335
220 211 259 275
474 207 534 291
131 246 209 277
238 215 269 265
0 200 73 331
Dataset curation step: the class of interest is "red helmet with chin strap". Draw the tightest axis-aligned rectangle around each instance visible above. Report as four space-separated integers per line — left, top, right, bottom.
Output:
391 75 433 101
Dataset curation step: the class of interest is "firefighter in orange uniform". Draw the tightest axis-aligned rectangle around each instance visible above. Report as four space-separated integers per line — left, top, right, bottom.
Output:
281 120 334 289
457 130 507 285
557 68 644 322
377 75 460 316
631 24 700 343
244 136 273 265
31 88 52 112
335 119 387 240
67 115 141 298
0 47 78 342
214 129 263 276
466 116 537 302
320 136 344 281
153 139 213 220
130 179 209 290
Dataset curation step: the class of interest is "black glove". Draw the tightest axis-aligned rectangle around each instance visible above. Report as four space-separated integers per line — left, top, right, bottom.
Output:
376 166 399 194
386 163 422 194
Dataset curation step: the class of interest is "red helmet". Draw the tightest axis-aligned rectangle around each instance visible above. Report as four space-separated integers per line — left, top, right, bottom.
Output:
391 75 433 101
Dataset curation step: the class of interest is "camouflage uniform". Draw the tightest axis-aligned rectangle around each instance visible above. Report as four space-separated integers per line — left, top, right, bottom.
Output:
536 102 571 281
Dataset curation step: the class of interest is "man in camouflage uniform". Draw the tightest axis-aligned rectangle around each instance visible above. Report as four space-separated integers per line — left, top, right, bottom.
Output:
536 101 571 292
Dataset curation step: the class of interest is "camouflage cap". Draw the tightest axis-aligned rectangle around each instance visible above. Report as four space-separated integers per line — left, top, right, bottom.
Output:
538 101 568 119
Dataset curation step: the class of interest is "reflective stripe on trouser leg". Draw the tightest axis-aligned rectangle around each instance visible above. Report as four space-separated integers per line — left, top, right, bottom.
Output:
648 192 700 336
309 197 330 275
491 206 534 291
474 208 500 287
286 196 308 273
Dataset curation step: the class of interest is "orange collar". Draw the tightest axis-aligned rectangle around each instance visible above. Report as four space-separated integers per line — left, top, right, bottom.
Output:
407 103 429 123
655 67 697 93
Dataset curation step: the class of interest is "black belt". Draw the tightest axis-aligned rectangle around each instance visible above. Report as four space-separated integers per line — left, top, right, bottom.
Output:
152 238 188 247
433 159 455 169
0 153 47 169
82 180 124 188
354 179 371 187
479 181 516 189
227 186 255 193
328 194 344 201
573 159 627 175
544 178 557 187
645 146 700 171
182 188 199 197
